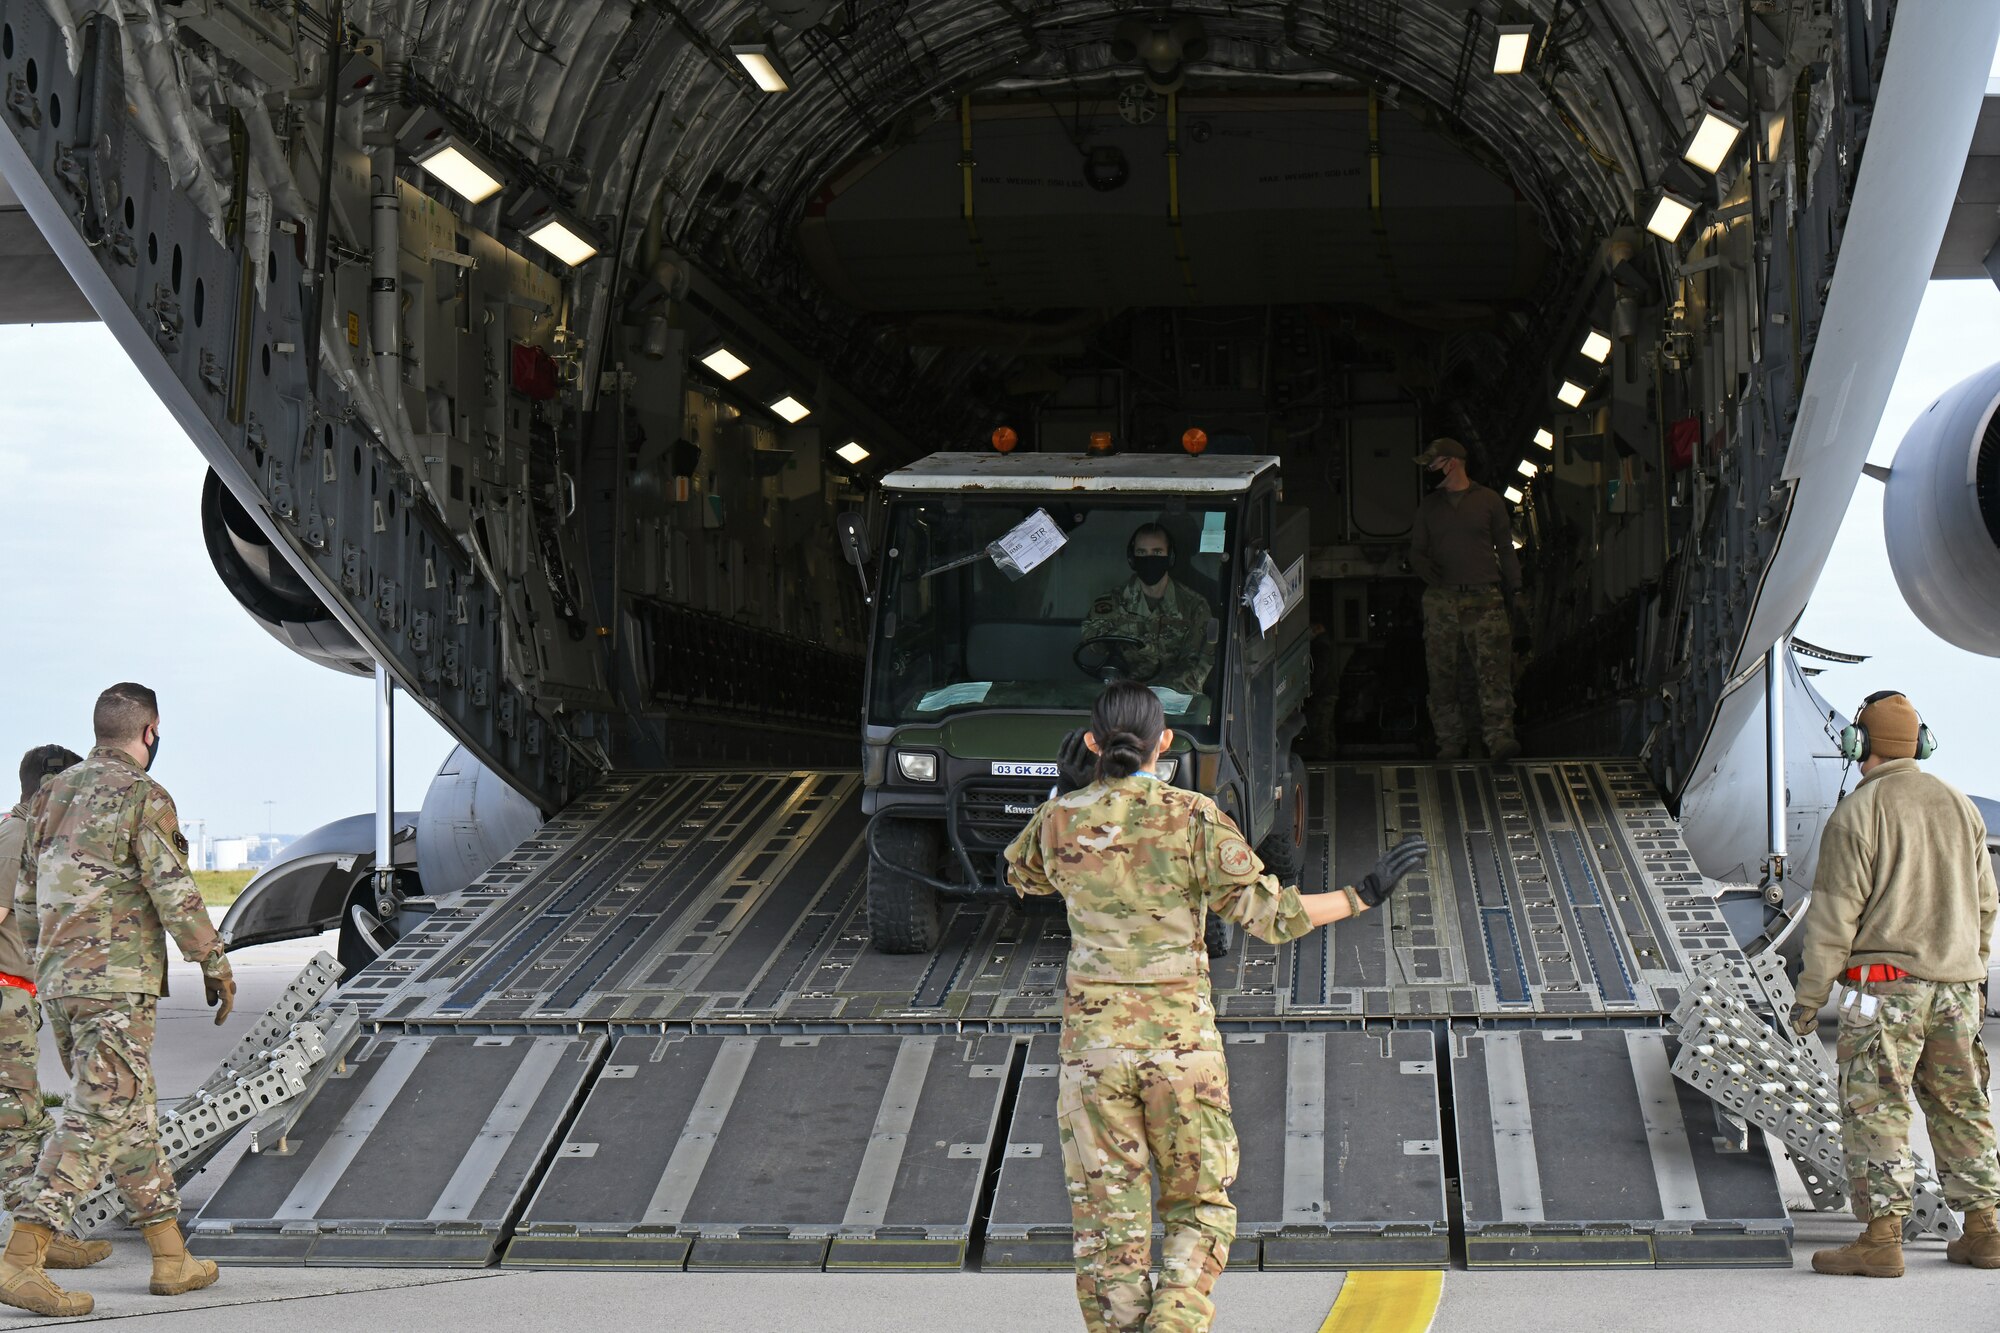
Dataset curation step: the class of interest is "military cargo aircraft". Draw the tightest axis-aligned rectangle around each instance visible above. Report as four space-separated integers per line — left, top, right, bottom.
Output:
2 0 1997 1275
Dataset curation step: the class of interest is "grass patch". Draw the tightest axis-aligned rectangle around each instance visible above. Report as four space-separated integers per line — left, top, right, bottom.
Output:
194 869 255 908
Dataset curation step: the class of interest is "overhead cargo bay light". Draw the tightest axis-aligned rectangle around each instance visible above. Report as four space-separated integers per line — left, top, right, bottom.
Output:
1533 428 1555 451
836 441 870 465
769 394 812 423
1683 107 1747 174
1503 485 1525 505
1492 23 1535 75
1556 378 1589 408
1580 329 1613 363
699 344 751 380
1516 459 1539 478
729 30 794 93
411 135 506 204
1646 190 1698 241
523 212 604 266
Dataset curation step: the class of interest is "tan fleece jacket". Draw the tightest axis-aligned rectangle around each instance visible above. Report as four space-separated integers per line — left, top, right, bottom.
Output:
1797 759 1998 1011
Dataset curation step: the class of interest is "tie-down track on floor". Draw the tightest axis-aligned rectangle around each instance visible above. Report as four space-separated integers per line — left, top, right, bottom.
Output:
192 764 1793 1271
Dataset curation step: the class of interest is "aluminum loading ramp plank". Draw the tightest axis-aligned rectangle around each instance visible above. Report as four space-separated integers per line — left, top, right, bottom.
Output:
192 762 1788 1273
342 762 1734 1028
1449 1029 1792 1268
191 1033 603 1265
983 1031 1449 1271
504 1032 1016 1270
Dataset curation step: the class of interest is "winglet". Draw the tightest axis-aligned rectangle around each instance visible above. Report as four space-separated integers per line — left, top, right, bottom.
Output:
1862 463 1891 483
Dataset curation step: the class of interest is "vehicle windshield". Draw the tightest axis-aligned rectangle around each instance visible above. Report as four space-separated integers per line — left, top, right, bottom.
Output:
868 498 1235 737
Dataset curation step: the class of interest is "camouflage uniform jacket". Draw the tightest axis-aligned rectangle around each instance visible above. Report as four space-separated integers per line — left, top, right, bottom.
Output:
17 747 223 999
0 805 34 981
1080 577 1216 695
1005 776 1313 1053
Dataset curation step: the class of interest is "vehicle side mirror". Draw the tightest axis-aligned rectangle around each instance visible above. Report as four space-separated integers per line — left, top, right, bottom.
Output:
838 511 872 569
837 511 874 601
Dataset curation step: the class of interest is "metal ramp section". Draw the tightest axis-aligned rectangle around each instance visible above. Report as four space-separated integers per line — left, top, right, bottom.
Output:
1449 1029 1791 1267
194 762 1792 1271
341 762 1734 1029
193 1033 603 1265
502 1032 1016 1270
984 1031 1449 1271
1253 761 1738 1020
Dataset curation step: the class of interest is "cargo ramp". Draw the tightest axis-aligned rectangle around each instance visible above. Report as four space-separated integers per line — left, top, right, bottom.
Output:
192 762 1796 1270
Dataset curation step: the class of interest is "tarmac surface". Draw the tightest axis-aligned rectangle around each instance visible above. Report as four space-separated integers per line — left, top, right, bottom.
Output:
3 926 1995 1331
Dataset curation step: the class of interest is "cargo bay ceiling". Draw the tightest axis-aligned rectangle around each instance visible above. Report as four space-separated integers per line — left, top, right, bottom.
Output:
330 0 1768 439
0 0 1879 814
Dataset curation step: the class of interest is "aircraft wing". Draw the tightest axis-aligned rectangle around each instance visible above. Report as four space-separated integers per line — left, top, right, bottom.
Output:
0 172 89 322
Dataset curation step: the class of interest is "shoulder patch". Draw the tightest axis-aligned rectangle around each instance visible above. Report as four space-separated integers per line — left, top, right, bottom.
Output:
1092 597 1114 615
1218 838 1256 878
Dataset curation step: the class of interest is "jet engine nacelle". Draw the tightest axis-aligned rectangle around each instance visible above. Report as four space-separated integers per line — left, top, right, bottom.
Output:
200 469 372 674
1882 360 2000 656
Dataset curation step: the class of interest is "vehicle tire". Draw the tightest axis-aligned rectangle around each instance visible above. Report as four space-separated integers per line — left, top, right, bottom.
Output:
1256 751 1309 887
1204 913 1233 958
867 816 945 954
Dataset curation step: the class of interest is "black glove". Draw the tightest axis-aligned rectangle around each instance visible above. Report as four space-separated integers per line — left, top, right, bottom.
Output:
203 954 237 1027
1357 835 1429 907
1788 1003 1817 1037
1056 728 1095 793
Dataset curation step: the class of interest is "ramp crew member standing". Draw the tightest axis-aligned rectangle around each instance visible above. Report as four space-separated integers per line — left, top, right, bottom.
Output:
0 684 238 1318
1791 691 2000 1278
1080 523 1216 695
0 747 108 1273
1410 438 1523 761
1005 682 1428 1332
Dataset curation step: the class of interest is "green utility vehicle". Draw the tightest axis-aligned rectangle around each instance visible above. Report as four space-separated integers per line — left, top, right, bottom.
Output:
839 452 1313 954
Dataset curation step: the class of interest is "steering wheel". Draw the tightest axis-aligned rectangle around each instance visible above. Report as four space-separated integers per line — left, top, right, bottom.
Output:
1072 634 1157 683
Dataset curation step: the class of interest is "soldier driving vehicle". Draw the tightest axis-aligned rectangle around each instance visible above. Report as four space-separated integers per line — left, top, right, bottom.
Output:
844 448 1312 955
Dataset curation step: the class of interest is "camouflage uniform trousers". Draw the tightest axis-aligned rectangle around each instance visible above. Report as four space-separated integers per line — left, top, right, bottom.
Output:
0 985 54 1215
1421 585 1515 752
1057 1047 1236 1333
18 994 179 1231
1836 977 2000 1221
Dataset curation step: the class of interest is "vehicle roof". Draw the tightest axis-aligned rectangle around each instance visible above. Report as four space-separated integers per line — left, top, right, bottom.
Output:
880 451 1280 494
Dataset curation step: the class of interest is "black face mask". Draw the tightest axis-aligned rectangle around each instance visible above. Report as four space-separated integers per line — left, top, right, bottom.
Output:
1130 554 1172 585
144 731 161 770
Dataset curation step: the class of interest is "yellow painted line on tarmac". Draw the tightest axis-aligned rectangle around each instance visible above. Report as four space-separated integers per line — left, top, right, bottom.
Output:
1316 1270 1445 1333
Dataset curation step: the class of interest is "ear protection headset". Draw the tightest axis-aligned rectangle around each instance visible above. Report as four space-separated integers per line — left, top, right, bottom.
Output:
1837 690 1937 763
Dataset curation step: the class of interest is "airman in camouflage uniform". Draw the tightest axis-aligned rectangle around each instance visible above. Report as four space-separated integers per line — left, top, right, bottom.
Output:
1410 439 1523 761
1080 524 1216 695
0 746 107 1274
1790 692 2000 1278
1006 690 1427 1332
0 684 237 1319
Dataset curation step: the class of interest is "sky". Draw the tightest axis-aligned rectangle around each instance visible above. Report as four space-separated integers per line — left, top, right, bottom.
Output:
4 52 2000 837
0 322 458 837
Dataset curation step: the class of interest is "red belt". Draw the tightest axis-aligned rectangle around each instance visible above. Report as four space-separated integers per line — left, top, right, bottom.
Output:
0 973 35 997
1845 964 1909 983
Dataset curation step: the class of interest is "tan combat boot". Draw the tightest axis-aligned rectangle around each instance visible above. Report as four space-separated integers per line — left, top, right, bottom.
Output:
0 1220 94 1316
41 1229 111 1270
1947 1205 2000 1268
142 1219 218 1296
1811 1214 1905 1277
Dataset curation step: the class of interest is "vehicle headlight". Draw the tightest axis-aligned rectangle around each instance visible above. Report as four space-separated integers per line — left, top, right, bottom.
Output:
896 750 939 782
1155 757 1178 783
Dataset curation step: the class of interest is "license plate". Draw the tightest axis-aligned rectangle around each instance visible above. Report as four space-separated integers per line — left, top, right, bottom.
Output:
991 761 1059 778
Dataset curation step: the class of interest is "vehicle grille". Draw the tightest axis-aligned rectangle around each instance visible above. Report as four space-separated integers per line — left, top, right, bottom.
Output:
953 781 1051 860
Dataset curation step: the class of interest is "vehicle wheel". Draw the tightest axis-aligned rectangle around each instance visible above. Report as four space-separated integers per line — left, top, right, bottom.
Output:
1204 913 1233 958
867 816 945 954
1256 752 1309 886
336 883 401 976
